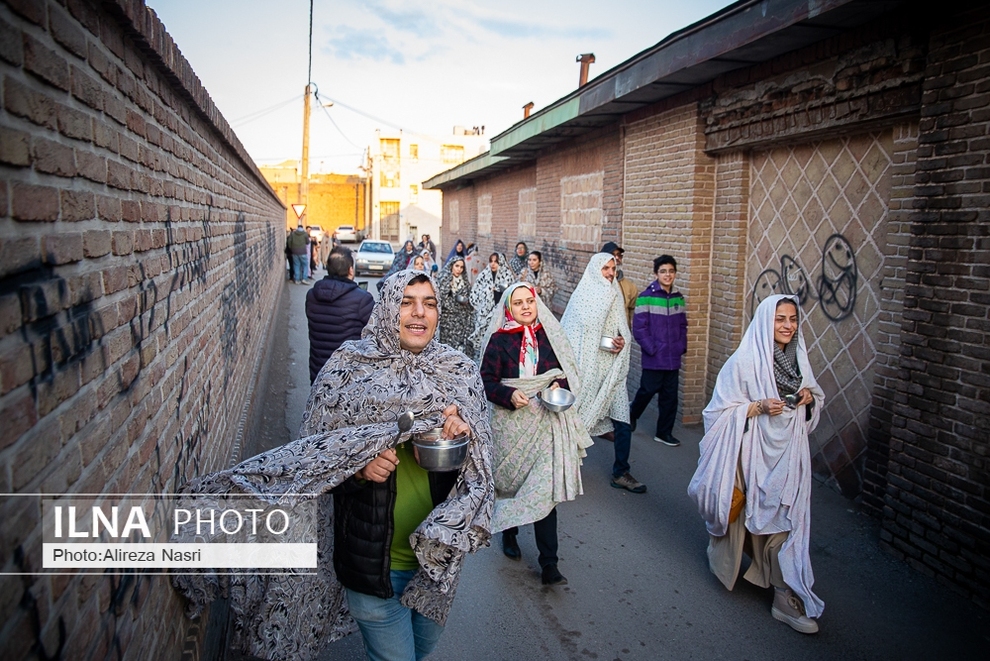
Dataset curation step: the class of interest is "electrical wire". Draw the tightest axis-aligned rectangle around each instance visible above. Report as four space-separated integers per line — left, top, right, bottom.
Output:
230 95 302 127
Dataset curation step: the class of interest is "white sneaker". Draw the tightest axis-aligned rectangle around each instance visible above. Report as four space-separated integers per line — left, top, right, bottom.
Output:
772 588 819 634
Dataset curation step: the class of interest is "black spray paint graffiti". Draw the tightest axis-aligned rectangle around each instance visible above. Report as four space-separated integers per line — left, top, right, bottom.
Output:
751 233 858 321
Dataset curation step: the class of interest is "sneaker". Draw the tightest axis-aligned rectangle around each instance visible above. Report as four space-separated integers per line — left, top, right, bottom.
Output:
301 279 313 286
771 588 819 634
654 435 681 447
541 563 567 586
502 533 521 561
610 472 647 494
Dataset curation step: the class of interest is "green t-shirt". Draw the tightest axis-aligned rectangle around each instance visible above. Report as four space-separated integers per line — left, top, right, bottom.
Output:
390 442 435 570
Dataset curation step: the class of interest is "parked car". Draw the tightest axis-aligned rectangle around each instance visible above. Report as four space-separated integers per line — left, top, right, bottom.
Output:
336 225 362 243
307 225 326 243
354 240 394 276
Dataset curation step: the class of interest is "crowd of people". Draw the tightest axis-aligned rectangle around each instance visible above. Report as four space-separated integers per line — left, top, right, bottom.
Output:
175 235 827 660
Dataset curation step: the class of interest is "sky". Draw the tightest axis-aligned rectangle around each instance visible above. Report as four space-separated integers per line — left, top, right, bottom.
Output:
148 0 737 173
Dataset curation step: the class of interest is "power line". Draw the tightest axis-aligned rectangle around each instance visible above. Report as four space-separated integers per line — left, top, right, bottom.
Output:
230 95 302 127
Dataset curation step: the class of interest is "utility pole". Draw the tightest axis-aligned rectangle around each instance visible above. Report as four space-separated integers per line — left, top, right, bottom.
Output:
300 82 311 216
299 0 314 224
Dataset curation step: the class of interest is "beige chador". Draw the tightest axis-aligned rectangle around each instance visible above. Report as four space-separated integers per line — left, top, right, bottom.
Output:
707 458 788 591
688 295 825 618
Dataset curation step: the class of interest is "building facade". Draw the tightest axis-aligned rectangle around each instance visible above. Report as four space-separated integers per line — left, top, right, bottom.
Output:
426 0 990 607
369 127 487 247
259 160 368 234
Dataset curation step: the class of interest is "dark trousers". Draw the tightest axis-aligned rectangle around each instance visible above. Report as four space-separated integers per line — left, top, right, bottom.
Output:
630 368 679 439
611 418 631 478
504 507 558 567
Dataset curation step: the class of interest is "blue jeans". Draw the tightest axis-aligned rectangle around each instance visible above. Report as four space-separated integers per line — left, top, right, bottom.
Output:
291 253 309 282
345 570 444 661
611 418 631 478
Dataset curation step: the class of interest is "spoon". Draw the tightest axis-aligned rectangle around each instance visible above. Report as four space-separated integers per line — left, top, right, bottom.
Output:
393 411 414 445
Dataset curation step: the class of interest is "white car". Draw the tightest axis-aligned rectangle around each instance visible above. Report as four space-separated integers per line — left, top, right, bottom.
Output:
354 240 394 275
307 225 326 243
336 225 360 243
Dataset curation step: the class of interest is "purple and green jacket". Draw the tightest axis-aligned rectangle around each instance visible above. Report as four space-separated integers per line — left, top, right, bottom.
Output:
632 281 687 371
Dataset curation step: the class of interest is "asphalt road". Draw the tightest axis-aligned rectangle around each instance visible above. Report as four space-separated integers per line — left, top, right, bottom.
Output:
256 272 987 661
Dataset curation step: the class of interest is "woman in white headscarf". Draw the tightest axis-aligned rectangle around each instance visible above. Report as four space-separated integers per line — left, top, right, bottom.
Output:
467 252 516 360
688 294 825 634
479 283 591 586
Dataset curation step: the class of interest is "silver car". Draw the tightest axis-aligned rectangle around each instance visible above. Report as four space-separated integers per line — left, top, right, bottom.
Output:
354 240 394 276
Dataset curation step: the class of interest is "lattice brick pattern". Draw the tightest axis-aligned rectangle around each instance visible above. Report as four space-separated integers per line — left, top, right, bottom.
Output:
748 131 893 495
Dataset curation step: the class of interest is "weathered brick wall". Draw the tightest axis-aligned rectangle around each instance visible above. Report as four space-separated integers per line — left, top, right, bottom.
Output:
874 7 990 608
863 122 919 513
703 13 927 154
707 152 750 397
471 164 535 256
622 102 715 424
0 0 285 658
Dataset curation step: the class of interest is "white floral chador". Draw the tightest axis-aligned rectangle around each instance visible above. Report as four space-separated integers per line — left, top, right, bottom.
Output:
687 294 825 618
172 269 495 661
480 283 591 533
560 253 632 436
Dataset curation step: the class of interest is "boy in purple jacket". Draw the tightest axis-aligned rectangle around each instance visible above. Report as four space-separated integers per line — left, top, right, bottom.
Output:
630 255 687 446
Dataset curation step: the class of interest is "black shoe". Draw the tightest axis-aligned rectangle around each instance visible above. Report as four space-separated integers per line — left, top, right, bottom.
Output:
541 564 567 586
502 533 521 560
630 417 638 433
654 435 681 447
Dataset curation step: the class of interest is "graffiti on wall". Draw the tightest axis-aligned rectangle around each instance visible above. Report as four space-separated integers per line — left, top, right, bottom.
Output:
751 233 858 321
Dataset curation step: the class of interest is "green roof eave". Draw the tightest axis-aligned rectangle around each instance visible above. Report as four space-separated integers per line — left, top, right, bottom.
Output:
422 152 508 190
489 97 582 157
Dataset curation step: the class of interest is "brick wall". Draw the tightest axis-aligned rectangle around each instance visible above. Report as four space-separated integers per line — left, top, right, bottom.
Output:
708 152 750 396
622 102 715 424
873 7 990 608
0 1 285 659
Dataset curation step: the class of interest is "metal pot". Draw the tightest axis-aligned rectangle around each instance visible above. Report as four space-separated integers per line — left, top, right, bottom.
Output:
599 336 616 351
411 429 470 472
539 387 575 413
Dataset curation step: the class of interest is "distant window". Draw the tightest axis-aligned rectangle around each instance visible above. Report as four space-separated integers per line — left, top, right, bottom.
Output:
409 144 419 160
381 171 400 188
409 184 419 202
381 138 400 160
441 144 465 164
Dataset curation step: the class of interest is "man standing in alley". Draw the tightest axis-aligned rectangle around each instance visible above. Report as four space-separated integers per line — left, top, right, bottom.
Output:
630 255 687 447
562 253 646 494
601 242 638 327
287 223 312 285
306 246 374 383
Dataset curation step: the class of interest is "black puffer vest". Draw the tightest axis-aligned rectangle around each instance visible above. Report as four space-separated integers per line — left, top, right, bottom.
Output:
332 469 458 598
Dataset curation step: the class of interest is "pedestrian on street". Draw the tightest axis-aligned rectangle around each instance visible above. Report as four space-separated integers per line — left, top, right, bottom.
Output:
174 270 496 661
517 251 556 308
378 240 417 292
287 223 311 285
467 252 516 360
687 294 825 635
509 241 528 276
417 234 437 262
561 253 646 494
305 246 374 384
480 283 591 586
436 257 474 352
630 255 687 446
601 242 637 327
444 238 467 267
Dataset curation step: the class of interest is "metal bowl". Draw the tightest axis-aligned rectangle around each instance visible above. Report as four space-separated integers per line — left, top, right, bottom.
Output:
454 293 469 304
598 336 616 351
411 429 470 472
539 387 575 413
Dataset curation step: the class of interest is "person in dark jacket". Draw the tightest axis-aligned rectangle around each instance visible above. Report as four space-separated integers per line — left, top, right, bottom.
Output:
306 246 374 383
630 255 688 446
